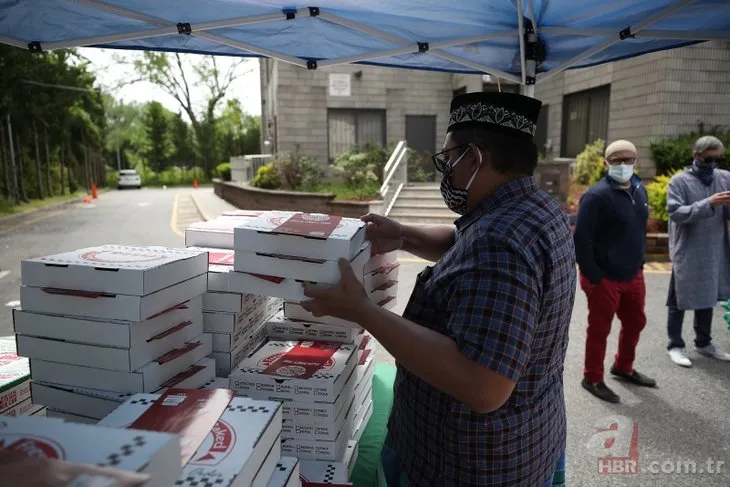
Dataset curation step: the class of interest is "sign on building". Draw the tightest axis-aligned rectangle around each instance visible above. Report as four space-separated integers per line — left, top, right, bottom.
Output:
328 73 351 97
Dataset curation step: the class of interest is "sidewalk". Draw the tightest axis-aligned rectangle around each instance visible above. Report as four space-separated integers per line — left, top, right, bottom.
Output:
190 187 237 221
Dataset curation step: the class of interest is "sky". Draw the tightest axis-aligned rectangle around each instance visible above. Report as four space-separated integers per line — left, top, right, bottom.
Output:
78 47 262 117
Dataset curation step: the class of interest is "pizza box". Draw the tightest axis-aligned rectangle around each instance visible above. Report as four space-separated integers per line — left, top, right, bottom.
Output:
228 271 330 302
266 457 300 487
363 250 398 274
220 210 265 218
210 313 269 354
204 300 269 335
281 395 355 461
210 320 268 376
184 247 236 292
368 279 398 305
13 296 202 349
281 366 356 425
204 290 266 313
20 245 207 295
0 415 181 487
352 397 373 443
20 273 207 322
281 389 355 442
234 241 371 284
299 439 358 486
100 393 282 487
266 311 362 344
46 409 98 424
185 217 254 249
230 340 357 403
201 377 230 389
234 212 366 261
364 261 400 292
0 336 31 414
30 357 216 420
29 334 212 393
16 315 203 372
355 345 376 388
282 302 360 329
0 398 45 417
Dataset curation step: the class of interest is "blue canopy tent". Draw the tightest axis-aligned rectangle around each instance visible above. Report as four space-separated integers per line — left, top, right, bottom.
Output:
0 0 729 97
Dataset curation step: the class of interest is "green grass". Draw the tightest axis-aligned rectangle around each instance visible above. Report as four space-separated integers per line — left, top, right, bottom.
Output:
300 182 380 201
0 192 87 216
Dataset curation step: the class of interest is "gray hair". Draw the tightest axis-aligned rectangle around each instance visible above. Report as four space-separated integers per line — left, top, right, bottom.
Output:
693 135 725 154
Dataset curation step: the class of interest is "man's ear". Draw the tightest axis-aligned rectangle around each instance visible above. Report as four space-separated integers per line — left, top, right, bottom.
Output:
470 143 485 171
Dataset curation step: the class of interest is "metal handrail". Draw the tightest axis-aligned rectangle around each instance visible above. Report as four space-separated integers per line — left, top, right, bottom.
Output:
379 141 407 197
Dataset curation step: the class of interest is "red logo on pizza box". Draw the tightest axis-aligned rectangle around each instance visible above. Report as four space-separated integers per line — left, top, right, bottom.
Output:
258 351 335 370
79 249 168 264
191 420 236 465
0 436 64 459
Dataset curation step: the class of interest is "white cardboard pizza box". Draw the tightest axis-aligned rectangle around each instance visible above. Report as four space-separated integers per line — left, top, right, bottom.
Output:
363 250 398 274
368 279 398 305
280 396 354 461
266 456 300 487
299 439 358 485
282 302 361 329
0 397 44 417
234 211 366 261
279 366 356 425
21 245 207 295
234 242 371 284
0 336 31 414
46 409 98 424
265 311 362 344
210 322 268 377
230 340 357 403
203 299 269 334
201 377 230 389
228 271 326 302
30 357 216 420
185 247 236 292
16 315 203 372
364 261 400 292
220 210 264 218
100 393 282 487
0 415 181 486
281 390 355 443
204 290 266 314
251 433 283 487
19 273 207 322
13 296 203 349
185 217 253 249
355 344 376 388
352 398 373 443
29 334 212 393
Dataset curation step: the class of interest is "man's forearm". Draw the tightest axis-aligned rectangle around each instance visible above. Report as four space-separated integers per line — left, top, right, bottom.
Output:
400 224 455 262
358 302 497 412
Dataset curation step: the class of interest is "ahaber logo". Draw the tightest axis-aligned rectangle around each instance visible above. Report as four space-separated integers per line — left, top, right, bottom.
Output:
0 436 64 459
191 420 236 465
587 415 639 475
258 351 335 370
80 249 167 264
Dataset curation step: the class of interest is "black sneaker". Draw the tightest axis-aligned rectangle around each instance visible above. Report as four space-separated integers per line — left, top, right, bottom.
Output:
581 378 620 403
610 367 657 387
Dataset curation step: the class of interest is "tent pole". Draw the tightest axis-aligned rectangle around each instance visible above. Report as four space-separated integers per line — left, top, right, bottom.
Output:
430 51 523 83
195 32 308 67
538 0 699 84
517 1 528 87
540 27 730 41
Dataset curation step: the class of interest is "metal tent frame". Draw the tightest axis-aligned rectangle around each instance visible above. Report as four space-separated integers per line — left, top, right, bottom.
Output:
1 0 730 97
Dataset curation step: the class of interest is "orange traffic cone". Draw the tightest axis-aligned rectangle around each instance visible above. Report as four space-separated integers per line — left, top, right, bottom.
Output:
82 196 92 204
91 184 98 199
193 179 199 189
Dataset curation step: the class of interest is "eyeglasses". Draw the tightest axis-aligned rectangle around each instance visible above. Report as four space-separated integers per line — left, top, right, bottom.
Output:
606 157 637 166
432 144 469 175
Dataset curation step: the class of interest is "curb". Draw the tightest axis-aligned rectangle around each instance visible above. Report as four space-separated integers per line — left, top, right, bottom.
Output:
189 191 210 221
0 193 90 226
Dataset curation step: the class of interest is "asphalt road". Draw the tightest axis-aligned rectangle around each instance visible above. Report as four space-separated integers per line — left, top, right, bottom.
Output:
1 188 729 486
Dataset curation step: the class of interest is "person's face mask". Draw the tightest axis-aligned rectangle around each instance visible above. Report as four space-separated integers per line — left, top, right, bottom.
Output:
607 164 635 184
438 145 482 215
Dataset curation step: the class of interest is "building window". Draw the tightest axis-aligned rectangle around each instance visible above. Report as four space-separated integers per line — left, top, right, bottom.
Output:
328 109 386 161
561 85 611 158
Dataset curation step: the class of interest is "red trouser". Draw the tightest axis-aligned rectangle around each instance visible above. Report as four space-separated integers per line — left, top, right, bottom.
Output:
581 271 647 384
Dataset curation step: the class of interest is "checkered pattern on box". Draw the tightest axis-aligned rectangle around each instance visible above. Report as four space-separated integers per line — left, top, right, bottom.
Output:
129 397 155 406
175 474 226 486
388 177 574 485
227 404 272 414
97 435 147 467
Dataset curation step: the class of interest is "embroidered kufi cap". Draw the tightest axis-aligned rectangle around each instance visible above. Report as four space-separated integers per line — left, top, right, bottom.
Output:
447 91 542 138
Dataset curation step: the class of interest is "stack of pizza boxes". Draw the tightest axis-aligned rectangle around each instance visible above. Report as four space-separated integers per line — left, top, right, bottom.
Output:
185 210 282 377
0 336 45 417
99 387 299 487
12 245 215 423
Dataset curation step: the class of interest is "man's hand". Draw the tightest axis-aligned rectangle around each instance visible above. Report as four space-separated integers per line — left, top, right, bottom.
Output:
301 259 371 323
360 213 403 255
708 191 730 207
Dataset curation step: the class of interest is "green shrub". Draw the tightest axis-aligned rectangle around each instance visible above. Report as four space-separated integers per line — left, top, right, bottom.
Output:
298 156 325 191
406 149 435 183
649 126 730 175
646 169 683 222
334 150 379 196
252 163 281 189
216 162 232 181
271 151 303 189
362 143 389 183
573 139 606 185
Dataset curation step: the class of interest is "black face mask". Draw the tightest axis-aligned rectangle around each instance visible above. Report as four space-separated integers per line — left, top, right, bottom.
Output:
691 159 716 186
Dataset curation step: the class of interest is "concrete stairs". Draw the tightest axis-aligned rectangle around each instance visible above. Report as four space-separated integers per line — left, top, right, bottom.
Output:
387 184 460 224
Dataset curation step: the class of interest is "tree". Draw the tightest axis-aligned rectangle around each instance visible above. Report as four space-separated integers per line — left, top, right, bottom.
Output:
122 52 250 176
169 113 194 169
142 101 170 172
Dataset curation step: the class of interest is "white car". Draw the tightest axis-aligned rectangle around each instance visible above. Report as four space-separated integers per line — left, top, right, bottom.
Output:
117 169 142 189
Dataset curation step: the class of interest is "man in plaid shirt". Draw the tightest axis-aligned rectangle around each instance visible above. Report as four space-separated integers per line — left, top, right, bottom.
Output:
303 91 575 486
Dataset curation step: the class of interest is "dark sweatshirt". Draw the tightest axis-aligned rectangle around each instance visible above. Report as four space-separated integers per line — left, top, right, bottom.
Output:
574 174 649 284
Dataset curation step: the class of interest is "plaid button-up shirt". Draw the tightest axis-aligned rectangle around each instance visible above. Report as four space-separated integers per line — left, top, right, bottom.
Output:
388 176 576 486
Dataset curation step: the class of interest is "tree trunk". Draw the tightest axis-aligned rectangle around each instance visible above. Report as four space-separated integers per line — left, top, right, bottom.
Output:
6 116 19 203
44 131 53 197
83 144 90 190
0 124 9 199
60 141 66 195
15 134 28 202
33 122 44 199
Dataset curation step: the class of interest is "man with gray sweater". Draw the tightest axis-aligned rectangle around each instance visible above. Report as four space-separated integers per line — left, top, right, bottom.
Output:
666 135 730 367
